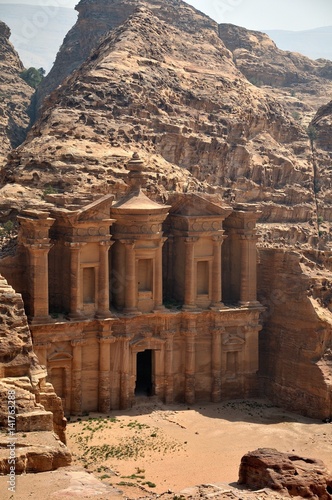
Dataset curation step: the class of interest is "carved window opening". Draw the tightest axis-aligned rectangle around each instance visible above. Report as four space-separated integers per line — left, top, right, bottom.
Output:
138 259 153 292
226 351 238 376
197 260 209 295
83 267 96 304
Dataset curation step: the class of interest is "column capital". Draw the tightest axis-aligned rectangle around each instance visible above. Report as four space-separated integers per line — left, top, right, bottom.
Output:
119 239 136 248
239 231 258 241
99 240 114 248
160 330 176 341
98 335 116 344
182 330 197 339
65 241 86 249
24 242 53 251
212 234 227 243
71 338 86 347
184 236 199 244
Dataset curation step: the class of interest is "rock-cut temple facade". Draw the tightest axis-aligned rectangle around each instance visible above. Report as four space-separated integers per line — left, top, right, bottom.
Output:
8 154 263 415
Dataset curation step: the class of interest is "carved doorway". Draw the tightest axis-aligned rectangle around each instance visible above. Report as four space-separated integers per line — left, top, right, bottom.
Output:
135 349 154 396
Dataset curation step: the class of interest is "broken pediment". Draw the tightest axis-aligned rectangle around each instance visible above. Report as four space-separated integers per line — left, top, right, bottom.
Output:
169 193 232 218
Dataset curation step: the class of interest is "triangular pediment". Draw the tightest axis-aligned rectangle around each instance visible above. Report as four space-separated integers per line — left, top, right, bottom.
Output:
170 193 232 218
48 351 73 362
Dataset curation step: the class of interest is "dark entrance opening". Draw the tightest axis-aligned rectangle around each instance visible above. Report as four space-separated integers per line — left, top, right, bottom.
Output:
135 349 153 396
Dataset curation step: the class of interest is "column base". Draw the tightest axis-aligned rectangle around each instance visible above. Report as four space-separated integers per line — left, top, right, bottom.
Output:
123 308 141 316
153 304 167 313
239 300 261 308
209 302 227 311
95 310 114 319
182 304 200 312
29 315 53 325
67 312 86 321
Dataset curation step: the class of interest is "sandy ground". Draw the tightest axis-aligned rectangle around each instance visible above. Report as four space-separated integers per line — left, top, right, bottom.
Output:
1 398 331 499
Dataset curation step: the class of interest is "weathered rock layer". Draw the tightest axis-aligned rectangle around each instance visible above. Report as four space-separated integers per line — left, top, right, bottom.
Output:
0 275 71 473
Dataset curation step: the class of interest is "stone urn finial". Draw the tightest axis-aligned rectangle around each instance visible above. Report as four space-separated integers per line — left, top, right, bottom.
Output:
127 152 146 190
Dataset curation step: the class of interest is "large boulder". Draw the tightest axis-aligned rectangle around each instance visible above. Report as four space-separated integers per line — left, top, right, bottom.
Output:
239 448 332 499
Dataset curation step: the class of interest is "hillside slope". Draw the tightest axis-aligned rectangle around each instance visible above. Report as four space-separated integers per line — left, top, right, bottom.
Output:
0 21 33 165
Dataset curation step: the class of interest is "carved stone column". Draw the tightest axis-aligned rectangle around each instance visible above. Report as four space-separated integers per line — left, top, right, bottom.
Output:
122 240 138 314
154 237 167 311
184 321 197 405
27 243 53 323
71 338 85 415
98 334 115 412
120 338 131 409
162 331 175 404
210 235 227 309
67 242 85 319
64 367 71 416
239 232 260 307
183 237 198 310
211 328 224 402
96 241 113 318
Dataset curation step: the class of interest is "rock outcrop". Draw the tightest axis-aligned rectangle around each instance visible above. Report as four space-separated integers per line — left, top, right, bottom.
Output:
0 275 71 473
36 0 218 109
218 24 332 88
258 249 332 419
0 21 33 164
311 100 332 152
239 448 332 499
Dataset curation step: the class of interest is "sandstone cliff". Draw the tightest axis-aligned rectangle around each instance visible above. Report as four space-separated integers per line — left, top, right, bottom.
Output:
258 249 332 419
0 275 71 473
0 21 33 165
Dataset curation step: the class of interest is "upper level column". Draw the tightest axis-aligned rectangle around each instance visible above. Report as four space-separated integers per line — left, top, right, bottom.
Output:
210 234 227 310
28 243 53 323
18 211 54 324
122 239 138 314
96 241 114 318
183 237 198 310
66 242 86 320
154 237 167 311
239 232 260 307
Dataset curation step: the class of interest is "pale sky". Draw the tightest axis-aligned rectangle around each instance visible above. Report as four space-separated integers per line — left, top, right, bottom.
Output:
0 0 331 31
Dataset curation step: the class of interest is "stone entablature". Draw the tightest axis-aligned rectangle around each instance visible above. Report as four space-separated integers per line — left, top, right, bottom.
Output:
12 154 263 413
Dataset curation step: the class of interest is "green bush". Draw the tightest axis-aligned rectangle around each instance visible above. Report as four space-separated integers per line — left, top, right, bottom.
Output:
20 67 45 89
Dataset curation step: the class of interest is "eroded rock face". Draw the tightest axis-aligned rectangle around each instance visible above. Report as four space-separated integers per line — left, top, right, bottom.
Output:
0 275 71 473
218 24 332 88
36 0 218 108
239 448 332 499
258 249 332 419
0 21 33 163
311 100 332 152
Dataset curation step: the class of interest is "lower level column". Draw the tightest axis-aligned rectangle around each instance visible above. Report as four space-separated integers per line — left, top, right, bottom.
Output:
211 328 224 403
98 335 115 412
71 339 85 415
184 324 197 405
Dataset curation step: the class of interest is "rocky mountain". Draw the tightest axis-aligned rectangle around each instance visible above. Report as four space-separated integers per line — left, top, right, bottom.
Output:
0 21 33 165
